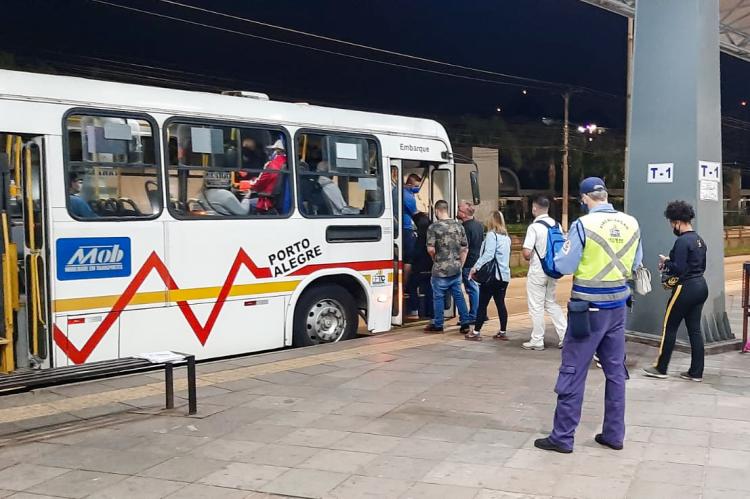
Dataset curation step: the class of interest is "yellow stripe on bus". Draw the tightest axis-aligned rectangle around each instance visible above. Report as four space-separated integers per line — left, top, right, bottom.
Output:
54 281 301 314
167 281 300 302
54 271 391 314
54 290 167 313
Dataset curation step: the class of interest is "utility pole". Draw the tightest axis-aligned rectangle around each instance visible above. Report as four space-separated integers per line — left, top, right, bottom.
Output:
562 91 570 231
624 17 634 212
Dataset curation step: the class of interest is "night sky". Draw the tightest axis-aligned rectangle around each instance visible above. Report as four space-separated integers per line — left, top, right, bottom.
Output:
2 0 750 129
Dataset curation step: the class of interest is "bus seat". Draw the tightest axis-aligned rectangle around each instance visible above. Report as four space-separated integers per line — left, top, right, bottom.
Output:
364 188 384 216
364 199 383 216
224 146 238 169
145 180 160 214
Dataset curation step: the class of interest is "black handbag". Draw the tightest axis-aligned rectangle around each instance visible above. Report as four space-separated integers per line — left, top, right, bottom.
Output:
473 258 498 283
472 233 501 283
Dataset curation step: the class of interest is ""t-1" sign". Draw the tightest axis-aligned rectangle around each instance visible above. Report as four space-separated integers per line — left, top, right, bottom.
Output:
698 161 721 182
647 163 673 183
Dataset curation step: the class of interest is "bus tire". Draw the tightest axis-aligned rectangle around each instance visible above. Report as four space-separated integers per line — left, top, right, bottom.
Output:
293 284 358 347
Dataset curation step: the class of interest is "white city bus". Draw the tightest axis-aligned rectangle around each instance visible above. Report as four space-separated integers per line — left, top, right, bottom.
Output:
0 69 478 372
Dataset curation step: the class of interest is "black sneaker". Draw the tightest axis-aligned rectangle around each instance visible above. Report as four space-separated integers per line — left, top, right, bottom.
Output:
679 372 703 382
642 366 668 379
423 325 444 334
595 433 623 450
459 323 473 335
533 437 572 454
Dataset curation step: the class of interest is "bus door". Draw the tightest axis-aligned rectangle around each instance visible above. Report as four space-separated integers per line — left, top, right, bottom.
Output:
389 159 403 326
0 134 49 372
391 160 437 326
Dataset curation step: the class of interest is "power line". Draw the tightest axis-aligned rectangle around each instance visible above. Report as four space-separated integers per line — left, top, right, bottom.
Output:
154 0 571 90
88 0 592 94
155 0 624 99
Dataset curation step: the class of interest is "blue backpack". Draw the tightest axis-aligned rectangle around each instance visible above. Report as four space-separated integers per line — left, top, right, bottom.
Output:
533 220 564 279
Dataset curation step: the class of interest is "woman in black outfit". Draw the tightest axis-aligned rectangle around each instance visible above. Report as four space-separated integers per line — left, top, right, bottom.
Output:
643 201 708 382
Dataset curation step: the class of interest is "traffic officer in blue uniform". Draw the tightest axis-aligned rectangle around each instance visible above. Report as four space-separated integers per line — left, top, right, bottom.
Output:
535 177 643 453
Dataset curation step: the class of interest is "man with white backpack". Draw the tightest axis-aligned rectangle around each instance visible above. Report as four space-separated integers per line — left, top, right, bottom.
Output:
522 196 567 350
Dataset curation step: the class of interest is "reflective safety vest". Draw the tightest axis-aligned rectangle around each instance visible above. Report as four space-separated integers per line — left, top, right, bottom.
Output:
572 210 640 305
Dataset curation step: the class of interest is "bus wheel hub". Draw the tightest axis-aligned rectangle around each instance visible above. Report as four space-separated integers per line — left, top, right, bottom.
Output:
307 299 346 343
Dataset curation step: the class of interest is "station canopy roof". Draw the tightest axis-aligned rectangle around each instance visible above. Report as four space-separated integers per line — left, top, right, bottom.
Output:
580 0 750 62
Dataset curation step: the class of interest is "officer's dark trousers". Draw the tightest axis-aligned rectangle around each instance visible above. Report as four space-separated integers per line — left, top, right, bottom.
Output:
550 306 627 451
655 276 708 378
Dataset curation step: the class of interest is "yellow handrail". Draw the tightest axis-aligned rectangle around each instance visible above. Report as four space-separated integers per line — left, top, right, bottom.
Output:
25 146 41 356
13 136 21 198
1 211 15 372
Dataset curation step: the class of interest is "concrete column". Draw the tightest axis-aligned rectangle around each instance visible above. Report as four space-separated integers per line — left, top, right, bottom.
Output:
626 0 734 344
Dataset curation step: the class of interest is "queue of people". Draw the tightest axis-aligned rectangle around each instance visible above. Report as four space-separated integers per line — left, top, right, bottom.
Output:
397 174 709 455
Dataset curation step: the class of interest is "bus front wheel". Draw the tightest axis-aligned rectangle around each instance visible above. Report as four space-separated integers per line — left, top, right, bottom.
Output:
293 284 358 347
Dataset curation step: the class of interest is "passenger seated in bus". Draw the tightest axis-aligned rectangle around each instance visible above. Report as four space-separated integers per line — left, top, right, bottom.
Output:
199 171 251 216
68 172 98 218
317 161 359 215
248 139 286 213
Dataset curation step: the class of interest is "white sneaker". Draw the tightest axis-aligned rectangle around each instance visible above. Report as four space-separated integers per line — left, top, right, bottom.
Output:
522 341 545 351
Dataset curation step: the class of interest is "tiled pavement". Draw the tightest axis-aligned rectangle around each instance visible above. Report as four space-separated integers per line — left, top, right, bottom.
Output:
0 310 749 497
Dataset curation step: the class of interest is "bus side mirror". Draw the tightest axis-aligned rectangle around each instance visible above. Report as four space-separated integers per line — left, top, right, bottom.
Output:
470 170 481 205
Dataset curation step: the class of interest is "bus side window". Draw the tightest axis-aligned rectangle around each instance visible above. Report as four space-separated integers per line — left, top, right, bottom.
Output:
165 122 291 219
297 133 382 218
64 113 162 220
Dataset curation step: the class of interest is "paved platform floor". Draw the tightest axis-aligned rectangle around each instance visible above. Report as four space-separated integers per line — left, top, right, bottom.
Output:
0 309 749 499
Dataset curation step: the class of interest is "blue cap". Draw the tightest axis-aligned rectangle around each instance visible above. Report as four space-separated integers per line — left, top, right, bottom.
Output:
580 177 607 195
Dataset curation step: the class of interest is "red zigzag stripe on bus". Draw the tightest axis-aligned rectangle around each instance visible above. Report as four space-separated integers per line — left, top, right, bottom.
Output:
53 250 392 365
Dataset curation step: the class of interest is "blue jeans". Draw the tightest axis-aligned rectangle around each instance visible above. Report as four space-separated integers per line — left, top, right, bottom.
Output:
461 268 480 323
431 274 471 329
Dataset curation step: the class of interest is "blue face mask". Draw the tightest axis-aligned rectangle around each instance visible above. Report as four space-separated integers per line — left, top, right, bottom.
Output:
580 200 588 214
408 186 420 193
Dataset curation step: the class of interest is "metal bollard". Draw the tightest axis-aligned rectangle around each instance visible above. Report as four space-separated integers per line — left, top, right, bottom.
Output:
165 363 174 410
187 355 197 415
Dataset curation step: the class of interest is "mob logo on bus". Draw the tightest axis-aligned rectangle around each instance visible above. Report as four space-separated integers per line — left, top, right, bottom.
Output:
56 237 132 281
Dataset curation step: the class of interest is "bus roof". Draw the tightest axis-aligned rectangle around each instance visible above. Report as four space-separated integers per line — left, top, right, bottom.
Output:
0 69 449 141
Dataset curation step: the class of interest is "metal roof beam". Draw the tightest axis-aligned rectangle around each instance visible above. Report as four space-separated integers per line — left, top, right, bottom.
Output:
580 0 750 62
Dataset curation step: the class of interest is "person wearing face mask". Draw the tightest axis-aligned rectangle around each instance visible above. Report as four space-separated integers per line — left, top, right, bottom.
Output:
643 201 707 382
534 177 642 454
247 139 286 213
